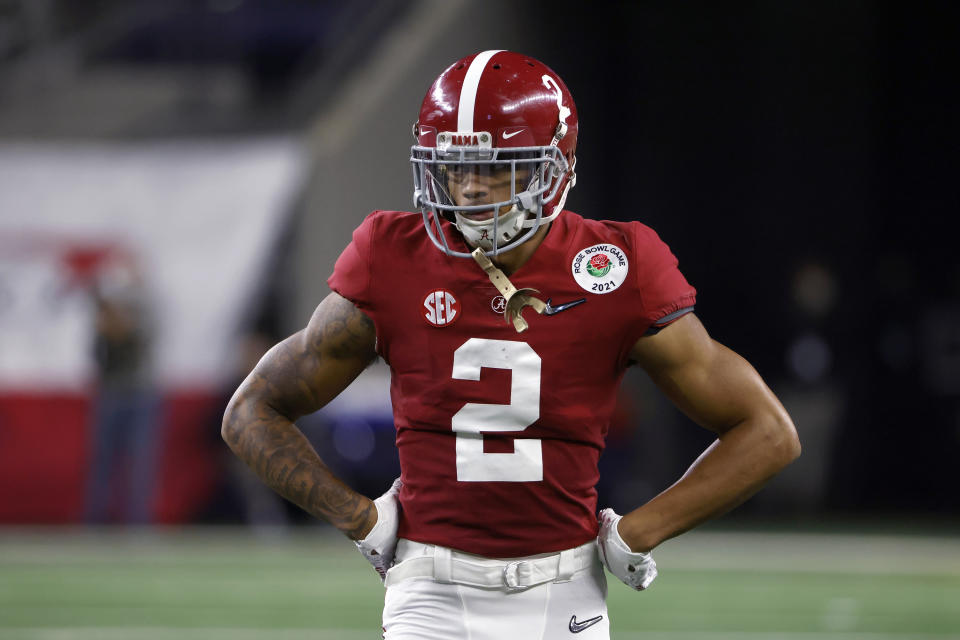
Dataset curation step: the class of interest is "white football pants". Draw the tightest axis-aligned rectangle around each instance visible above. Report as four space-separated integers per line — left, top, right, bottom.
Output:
382 538 610 639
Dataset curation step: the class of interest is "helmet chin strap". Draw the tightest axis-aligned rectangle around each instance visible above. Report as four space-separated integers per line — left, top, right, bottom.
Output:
454 203 527 251
454 191 566 252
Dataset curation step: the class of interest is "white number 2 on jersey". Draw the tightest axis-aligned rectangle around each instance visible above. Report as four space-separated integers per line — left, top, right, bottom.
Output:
451 338 542 482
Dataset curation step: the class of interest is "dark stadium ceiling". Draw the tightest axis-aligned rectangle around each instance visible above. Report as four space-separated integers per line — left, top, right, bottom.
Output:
0 0 405 137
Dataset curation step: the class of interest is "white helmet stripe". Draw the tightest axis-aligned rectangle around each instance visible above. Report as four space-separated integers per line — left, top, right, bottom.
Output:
457 50 504 132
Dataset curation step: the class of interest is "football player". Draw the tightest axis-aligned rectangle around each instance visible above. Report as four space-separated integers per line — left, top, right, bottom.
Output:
222 50 800 639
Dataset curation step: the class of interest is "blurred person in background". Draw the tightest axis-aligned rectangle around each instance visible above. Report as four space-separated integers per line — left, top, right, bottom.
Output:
84 251 163 525
222 51 800 639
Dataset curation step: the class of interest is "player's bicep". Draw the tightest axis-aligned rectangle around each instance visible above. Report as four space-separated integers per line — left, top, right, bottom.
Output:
630 313 784 434
244 292 377 420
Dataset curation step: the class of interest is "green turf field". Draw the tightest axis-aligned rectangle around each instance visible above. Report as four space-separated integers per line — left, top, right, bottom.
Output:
1 528 958 639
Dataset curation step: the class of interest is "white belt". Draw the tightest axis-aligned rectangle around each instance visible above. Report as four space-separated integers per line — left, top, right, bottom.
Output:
384 539 598 591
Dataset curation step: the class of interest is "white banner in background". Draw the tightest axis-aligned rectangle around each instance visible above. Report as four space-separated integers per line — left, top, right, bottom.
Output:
0 138 303 391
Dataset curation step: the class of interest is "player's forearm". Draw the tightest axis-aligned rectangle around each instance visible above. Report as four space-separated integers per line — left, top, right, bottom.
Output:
618 412 799 552
221 382 375 540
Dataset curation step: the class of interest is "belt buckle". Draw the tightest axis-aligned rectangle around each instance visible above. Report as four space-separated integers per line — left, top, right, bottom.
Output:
502 560 527 591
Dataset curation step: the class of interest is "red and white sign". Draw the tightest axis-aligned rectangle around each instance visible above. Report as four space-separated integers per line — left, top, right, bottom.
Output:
0 139 303 523
423 289 461 327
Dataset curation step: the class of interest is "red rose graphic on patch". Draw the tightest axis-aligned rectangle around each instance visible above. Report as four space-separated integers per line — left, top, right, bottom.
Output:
586 253 613 277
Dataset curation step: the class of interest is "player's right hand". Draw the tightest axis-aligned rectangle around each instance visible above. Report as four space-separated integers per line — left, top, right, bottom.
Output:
597 507 658 591
354 477 402 583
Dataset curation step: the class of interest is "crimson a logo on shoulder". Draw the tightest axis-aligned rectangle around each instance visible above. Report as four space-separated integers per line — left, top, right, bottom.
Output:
423 289 461 327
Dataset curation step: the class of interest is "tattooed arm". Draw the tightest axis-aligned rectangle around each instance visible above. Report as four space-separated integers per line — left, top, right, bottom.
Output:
221 292 379 540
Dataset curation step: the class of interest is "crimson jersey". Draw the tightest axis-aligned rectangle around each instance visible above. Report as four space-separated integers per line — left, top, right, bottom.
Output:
327 210 695 557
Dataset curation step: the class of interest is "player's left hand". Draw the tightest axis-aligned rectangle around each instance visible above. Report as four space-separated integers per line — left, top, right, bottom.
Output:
597 507 658 591
355 477 403 583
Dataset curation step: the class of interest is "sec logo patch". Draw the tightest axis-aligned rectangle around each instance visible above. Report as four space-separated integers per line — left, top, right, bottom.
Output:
423 289 461 327
571 244 629 294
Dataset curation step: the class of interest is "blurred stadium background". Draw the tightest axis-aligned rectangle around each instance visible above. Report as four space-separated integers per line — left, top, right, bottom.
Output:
0 0 957 638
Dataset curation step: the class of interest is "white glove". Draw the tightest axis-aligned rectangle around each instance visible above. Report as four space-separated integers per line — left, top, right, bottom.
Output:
355 477 402 583
597 507 658 590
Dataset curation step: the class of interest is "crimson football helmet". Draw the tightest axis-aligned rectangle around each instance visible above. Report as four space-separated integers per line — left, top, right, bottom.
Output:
411 50 578 257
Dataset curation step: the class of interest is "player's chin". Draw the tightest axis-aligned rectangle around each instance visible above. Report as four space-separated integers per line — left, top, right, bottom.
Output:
458 210 496 222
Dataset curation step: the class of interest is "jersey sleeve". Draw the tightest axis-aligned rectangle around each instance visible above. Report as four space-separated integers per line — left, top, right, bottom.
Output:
622 222 697 353
326 211 379 311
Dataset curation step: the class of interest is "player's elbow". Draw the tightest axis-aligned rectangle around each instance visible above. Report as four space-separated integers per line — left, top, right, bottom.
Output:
221 389 248 450
765 409 801 469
